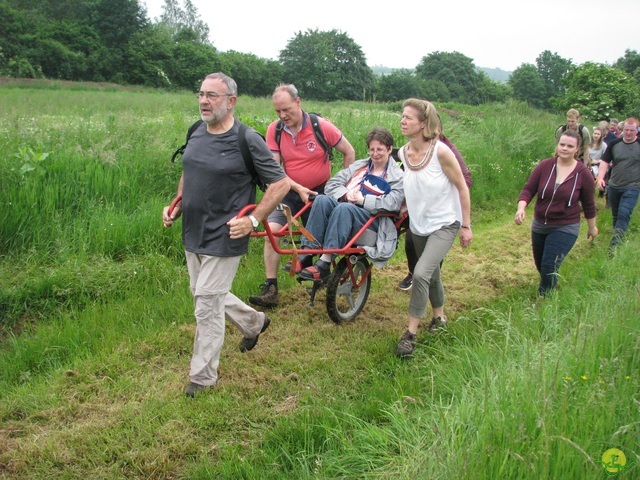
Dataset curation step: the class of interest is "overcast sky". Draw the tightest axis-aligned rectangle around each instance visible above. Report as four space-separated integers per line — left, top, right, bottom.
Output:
143 0 640 72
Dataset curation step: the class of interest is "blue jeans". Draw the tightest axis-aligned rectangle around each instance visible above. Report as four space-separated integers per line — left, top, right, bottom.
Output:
301 195 377 250
607 186 640 247
531 229 578 296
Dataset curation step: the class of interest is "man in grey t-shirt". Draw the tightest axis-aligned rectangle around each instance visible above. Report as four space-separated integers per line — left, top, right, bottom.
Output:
162 72 289 397
596 117 640 249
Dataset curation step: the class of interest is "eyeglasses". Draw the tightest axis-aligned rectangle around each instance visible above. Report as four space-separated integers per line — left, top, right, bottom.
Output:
197 92 232 101
369 147 390 154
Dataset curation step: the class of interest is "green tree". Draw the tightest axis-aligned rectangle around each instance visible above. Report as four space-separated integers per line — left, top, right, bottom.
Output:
219 51 282 97
279 29 374 101
557 62 639 119
0 2 37 76
88 0 147 50
421 79 451 102
159 0 209 44
613 49 640 83
509 63 548 109
121 27 173 87
535 50 573 104
82 0 149 82
415 51 484 105
476 73 510 104
165 40 222 91
375 69 425 102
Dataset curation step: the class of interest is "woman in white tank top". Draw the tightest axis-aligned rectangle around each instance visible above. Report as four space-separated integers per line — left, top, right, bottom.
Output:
395 99 473 358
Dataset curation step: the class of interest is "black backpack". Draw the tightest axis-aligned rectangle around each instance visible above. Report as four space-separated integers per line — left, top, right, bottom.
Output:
274 112 333 162
171 120 266 191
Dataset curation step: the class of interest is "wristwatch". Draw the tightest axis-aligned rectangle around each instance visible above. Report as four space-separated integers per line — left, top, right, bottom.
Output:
248 215 259 229
461 224 472 230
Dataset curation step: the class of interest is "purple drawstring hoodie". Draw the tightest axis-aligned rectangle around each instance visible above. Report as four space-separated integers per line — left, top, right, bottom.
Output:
518 157 597 225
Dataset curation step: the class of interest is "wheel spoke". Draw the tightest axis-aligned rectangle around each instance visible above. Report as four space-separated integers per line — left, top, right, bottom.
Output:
336 281 352 296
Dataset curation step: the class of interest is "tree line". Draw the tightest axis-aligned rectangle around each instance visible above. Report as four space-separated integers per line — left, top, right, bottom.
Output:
1 0 638 117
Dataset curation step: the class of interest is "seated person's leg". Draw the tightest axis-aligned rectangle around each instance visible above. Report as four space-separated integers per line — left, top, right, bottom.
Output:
323 202 376 250
301 195 339 249
299 203 375 282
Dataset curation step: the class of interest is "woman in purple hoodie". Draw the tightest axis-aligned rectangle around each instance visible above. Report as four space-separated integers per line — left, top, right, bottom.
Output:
514 130 598 297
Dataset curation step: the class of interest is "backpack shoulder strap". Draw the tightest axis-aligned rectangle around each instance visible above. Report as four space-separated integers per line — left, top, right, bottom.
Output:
187 120 204 142
391 147 403 169
275 120 284 148
171 120 204 163
308 113 333 161
238 122 266 192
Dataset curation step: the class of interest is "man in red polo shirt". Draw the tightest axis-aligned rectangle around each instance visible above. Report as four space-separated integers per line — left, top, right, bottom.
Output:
249 84 355 308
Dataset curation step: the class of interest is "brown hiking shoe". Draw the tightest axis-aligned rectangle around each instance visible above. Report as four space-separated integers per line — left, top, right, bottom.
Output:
395 330 417 358
249 283 278 308
427 316 447 333
239 315 271 353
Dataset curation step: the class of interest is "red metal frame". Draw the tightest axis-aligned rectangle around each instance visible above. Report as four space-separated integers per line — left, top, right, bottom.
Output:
170 194 408 282
236 202 408 261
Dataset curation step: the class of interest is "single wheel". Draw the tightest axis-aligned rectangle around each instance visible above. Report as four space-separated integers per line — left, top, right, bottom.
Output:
325 255 371 324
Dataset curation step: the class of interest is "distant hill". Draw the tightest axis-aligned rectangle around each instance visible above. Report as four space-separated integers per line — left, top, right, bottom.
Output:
371 65 407 76
371 65 512 83
478 67 512 83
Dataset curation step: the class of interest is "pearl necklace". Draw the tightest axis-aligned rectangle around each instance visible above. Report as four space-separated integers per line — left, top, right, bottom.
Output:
405 140 435 171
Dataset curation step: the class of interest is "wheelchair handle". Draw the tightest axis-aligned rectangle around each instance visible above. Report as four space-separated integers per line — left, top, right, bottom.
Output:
168 195 182 217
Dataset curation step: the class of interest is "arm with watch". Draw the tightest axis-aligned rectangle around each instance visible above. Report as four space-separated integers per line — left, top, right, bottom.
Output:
227 176 290 240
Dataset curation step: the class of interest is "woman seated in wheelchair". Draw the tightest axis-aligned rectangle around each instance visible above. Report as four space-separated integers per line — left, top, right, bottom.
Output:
297 127 405 281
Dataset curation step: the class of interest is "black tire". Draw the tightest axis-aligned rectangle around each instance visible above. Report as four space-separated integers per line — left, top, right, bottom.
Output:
325 256 371 324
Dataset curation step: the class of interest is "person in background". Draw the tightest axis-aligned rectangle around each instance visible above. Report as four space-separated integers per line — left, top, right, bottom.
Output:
596 117 640 251
555 108 591 166
601 119 621 200
395 99 472 358
589 126 607 179
297 127 404 280
249 84 355 308
162 72 290 397
605 118 620 143
515 130 598 298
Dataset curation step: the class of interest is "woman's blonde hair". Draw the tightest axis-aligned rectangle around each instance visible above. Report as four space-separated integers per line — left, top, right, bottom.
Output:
590 126 604 149
402 98 441 141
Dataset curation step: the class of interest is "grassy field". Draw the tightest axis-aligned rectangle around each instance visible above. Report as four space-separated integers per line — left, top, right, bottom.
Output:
0 81 638 479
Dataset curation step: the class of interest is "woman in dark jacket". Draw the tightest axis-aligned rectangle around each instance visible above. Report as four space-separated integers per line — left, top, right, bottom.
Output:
514 130 598 297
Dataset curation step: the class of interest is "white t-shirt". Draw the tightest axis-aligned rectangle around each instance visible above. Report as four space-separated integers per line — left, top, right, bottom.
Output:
400 141 462 236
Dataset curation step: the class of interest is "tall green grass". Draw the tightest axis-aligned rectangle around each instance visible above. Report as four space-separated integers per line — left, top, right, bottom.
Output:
1 84 637 479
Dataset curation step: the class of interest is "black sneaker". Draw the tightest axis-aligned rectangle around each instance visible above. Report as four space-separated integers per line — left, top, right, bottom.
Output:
427 315 447 333
184 382 211 398
239 315 271 353
283 254 314 273
397 272 413 291
249 283 278 308
299 259 331 281
395 330 417 358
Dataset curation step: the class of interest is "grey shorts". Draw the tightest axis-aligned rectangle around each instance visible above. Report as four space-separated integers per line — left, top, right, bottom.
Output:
267 183 326 225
